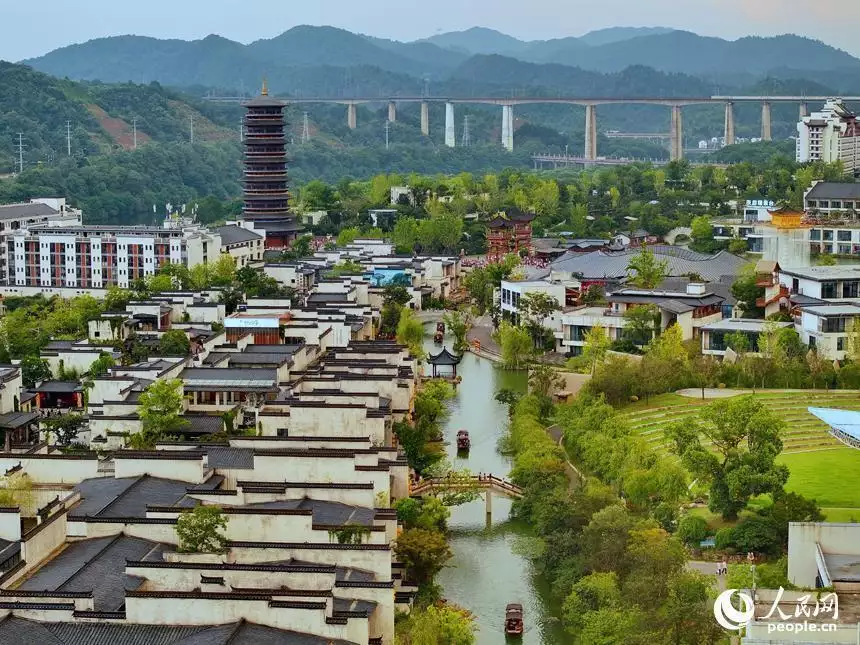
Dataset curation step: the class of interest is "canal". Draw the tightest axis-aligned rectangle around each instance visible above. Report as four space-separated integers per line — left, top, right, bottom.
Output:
423 334 566 645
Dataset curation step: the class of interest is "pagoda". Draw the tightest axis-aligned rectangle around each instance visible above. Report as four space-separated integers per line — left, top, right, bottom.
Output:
486 207 535 261
241 81 300 248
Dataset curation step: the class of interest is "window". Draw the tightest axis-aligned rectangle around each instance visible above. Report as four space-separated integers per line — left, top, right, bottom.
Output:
821 282 838 299
810 229 821 241
822 317 846 333
823 230 834 241
844 281 860 298
807 200 817 208
837 337 846 351
838 230 853 242
832 201 842 209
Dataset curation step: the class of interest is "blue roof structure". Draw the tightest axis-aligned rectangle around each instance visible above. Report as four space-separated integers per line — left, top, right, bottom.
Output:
809 407 860 447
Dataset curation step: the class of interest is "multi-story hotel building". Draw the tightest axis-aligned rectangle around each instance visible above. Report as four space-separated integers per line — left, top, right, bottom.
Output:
796 99 860 177
3 219 222 291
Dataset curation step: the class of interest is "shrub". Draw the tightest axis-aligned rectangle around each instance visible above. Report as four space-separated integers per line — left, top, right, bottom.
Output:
176 506 228 553
676 515 708 546
732 516 781 555
714 527 735 550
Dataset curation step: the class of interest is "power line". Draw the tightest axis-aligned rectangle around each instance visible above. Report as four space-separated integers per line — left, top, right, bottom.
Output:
66 121 72 156
14 133 25 174
384 120 390 150
301 112 310 144
461 115 471 147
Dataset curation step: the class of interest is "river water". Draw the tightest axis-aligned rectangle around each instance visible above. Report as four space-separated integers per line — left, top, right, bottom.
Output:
423 335 566 645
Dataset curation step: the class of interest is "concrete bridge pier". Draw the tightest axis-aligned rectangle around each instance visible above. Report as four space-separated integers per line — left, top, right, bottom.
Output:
485 490 493 526
584 104 597 160
800 102 809 119
420 102 429 136
347 102 357 130
761 101 772 141
501 105 514 151
445 102 456 147
388 101 396 123
724 102 735 146
670 105 683 161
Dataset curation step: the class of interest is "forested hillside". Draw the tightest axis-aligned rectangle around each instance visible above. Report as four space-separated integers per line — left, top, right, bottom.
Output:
24 25 860 93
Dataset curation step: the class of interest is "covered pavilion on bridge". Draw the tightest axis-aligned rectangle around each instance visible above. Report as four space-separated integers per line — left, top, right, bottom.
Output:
427 346 461 378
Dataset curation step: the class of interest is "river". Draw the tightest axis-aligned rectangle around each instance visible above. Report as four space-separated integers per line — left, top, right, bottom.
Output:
423 334 566 645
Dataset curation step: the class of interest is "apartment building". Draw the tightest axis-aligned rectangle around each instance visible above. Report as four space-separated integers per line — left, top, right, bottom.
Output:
3 220 222 293
796 99 860 177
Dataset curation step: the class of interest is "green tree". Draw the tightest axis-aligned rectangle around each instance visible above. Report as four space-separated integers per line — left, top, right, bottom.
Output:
622 304 660 346
158 329 191 356
394 528 453 586
582 325 611 375
104 286 131 312
731 264 764 317
626 246 668 288
676 515 708 546
690 215 715 252
816 253 837 266
396 308 425 360
666 396 789 520
88 351 116 377
442 311 470 353
519 291 561 348
131 378 188 448
494 321 533 370
176 506 228 553
20 356 51 387
394 497 450 532
42 413 86 447
300 179 338 211
395 605 475 645
336 227 361 247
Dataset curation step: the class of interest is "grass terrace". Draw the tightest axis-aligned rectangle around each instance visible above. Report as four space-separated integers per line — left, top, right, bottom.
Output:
619 390 860 521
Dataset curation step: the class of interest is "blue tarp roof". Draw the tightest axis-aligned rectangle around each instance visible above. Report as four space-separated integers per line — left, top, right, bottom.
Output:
809 407 860 442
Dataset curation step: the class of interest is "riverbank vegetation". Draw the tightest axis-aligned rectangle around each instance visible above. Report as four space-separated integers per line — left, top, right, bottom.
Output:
502 393 721 643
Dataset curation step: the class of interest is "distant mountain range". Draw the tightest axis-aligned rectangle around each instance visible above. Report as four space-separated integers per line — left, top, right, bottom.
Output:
20 25 860 97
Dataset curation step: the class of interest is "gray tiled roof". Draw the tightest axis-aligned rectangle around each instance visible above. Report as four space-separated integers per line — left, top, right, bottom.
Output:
551 245 748 282
18 535 167 611
245 499 375 526
73 476 191 518
206 447 255 470
0 202 58 221
214 225 263 245
805 182 860 201
0 617 357 645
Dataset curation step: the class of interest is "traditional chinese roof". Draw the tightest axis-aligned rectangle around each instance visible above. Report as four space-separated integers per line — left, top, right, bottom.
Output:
427 347 461 366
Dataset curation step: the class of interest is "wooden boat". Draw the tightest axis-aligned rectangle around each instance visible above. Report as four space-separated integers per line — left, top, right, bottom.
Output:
456 430 470 451
436 322 446 334
505 603 524 636
433 330 444 344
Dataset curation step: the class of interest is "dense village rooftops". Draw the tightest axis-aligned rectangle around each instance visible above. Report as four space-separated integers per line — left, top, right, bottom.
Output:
552 245 748 282
805 182 860 201
780 265 860 280
0 616 357 645
15 534 170 611
0 202 58 219
213 224 263 245
0 411 39 430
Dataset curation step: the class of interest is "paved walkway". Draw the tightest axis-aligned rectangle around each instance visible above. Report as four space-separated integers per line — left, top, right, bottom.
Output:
677 387 860 399
687 560 727 592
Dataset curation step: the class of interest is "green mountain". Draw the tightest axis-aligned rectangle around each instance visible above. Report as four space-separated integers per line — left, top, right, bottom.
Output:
0 61 237 172
532 31 860 76
578 26 676 46
419 27 529 56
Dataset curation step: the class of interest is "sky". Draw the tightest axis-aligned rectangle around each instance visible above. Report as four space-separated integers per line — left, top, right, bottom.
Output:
2 0 859 61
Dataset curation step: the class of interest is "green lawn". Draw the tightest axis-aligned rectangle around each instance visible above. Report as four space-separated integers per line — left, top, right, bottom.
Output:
620 390 860 521
778 447 860 510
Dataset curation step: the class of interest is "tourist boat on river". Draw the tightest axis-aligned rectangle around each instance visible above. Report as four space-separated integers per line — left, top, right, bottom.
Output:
505 603 524 636
456 430 470 452
433 322 445 344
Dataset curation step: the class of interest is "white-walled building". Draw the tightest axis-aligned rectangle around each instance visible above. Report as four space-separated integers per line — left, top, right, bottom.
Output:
796 99 860 177
500 279 566 326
